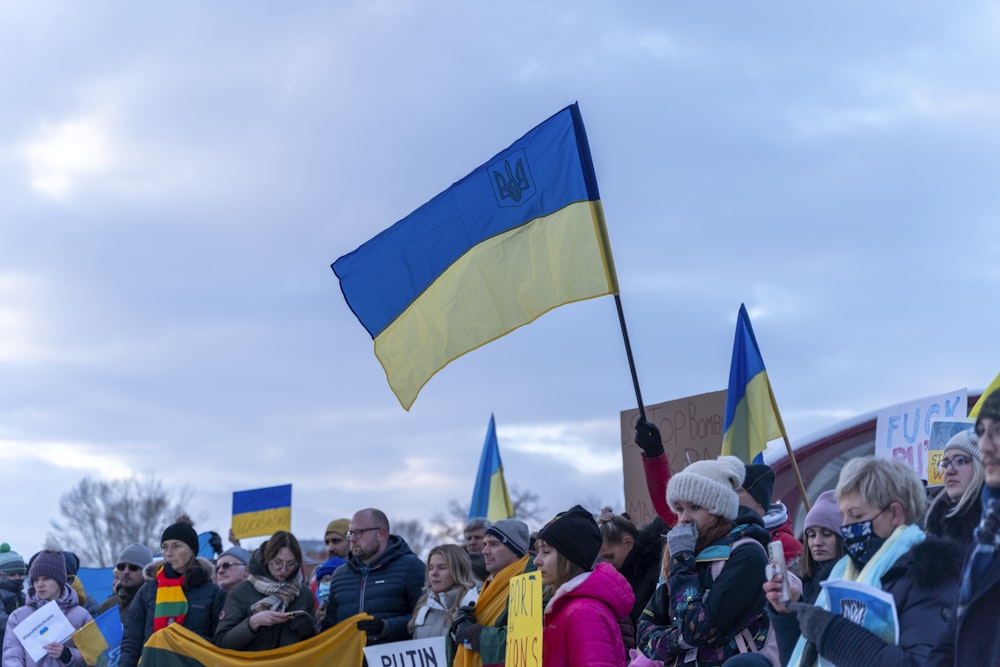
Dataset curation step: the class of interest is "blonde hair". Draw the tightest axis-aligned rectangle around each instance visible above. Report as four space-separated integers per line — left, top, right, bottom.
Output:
836 456 927 524
407 544 476 634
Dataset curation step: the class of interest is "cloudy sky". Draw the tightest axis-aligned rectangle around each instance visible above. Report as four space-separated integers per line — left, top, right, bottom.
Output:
2 2 998 559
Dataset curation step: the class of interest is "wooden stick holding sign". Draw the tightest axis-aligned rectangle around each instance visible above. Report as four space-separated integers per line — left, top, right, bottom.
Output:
505 572 542 667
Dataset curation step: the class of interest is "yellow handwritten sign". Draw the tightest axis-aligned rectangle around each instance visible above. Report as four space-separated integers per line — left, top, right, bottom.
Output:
505 572 542 667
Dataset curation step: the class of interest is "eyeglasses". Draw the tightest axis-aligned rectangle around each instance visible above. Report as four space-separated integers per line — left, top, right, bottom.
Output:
345 527 381 540
217 561 245 572
938 455 974 472
269 558 299 572
116 563 142 572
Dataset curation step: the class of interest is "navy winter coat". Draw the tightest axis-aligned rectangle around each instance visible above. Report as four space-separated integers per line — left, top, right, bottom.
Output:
320 535 425 645
119 559 226 667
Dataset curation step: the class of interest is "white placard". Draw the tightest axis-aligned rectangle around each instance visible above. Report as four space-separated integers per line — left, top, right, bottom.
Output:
363 635 446 667
873 389 967 480
13 600 76 661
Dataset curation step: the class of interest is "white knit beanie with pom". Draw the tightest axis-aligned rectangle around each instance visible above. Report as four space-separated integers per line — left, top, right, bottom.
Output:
667 455 745 520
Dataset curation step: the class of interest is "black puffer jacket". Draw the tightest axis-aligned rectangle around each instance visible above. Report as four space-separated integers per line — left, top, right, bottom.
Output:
923 488 982 549
320 535 425 645
620 517 666 626
119 558 226 667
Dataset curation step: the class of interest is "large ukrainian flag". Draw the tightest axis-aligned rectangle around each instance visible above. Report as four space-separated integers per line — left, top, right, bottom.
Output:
469 414 514 522
333 103 619 410
140 614 366 666
722 304 788 463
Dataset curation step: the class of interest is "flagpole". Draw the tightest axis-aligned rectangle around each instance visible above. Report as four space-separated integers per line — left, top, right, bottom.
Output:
615 295 647 423
769 387 812 513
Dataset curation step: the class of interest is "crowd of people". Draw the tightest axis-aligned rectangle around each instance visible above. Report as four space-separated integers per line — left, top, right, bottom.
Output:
2 393 1000 666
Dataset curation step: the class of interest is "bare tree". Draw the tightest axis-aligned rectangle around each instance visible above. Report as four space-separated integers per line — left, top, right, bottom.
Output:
393 519 435 560
49 475 191 567
428 484 548 543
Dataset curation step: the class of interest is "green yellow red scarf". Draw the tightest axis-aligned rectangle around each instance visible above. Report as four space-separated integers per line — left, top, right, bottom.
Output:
154 565 189 631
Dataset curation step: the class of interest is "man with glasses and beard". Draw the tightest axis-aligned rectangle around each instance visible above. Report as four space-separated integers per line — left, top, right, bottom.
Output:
320 508 425 645
96 543 154 624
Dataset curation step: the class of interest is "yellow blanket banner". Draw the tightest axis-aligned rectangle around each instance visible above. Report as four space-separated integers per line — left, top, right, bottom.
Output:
140 613 367 666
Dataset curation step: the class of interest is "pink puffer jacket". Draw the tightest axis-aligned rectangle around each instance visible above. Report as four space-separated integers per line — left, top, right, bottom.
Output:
542 562 635 667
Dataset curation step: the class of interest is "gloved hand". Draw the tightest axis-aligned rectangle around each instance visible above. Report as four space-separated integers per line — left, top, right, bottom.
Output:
449 604 477 644
788 602 835 643
666 522 698 555
634 420 664 458
356 617 385 635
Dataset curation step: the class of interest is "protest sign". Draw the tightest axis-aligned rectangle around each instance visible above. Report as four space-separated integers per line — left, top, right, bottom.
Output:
621 390 726 525
505 571 542 667
926 419 975 485
873 389 967 480
363 636 445 667
13 600 76 662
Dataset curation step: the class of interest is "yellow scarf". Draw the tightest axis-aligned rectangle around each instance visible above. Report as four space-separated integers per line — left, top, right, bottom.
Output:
453 554 531 667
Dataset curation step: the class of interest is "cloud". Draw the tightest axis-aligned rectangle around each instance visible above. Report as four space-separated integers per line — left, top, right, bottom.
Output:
18 117 113 198
503 420 623 475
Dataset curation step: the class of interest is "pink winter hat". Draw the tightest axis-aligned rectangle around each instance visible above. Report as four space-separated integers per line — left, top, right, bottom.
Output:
804 490 842 535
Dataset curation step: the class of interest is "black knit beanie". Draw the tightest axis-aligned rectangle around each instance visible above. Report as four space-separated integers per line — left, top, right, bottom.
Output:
160 522 200 556
536 505 601 571
977 391 1000 433
742 464 775 511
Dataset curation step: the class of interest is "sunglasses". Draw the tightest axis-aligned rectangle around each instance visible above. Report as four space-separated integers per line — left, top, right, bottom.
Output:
116 563 142 572
217 561 245 572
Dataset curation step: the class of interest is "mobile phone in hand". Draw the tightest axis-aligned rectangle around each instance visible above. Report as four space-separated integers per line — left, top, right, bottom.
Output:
768 541 791 602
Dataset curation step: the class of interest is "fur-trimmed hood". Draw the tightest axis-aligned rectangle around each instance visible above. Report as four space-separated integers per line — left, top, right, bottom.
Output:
144 556 216 587
884 533 966 588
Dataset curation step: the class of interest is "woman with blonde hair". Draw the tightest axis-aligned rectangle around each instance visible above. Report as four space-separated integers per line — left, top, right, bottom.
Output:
924 429 984 548
408 544 478 639
775 456 964 667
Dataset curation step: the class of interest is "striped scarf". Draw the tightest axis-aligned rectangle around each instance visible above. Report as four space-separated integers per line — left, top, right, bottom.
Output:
153 565 189 631
958 494 1000 616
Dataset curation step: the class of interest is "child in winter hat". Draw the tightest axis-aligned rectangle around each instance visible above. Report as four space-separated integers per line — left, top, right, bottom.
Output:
0 543 26 577
29 542 68 589
667 455 745 520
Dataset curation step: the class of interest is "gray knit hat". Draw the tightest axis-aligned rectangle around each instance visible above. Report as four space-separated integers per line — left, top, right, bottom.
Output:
667 455 745 521
944 429 980 461
117 543 154 569
220 546 250 565
485 519 529 558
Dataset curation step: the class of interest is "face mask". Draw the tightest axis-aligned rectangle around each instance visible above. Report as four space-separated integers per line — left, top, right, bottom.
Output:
840 506 889 568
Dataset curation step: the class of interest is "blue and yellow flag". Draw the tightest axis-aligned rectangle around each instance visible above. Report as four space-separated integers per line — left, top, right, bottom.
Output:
469 415 514 522
333 103 619 410
970 370 1000 418
722 304 787 463
231 484 292 540
140 614 366 666
72 607 122 667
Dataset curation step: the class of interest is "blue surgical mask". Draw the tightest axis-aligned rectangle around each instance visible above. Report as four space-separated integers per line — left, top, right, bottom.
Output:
840 506 889 568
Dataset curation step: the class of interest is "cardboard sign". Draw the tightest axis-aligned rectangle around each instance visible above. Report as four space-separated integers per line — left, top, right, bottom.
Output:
363 636 445 667
505 571 542 667
873 389 967 481
926 419 975 485
621 390 727 526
